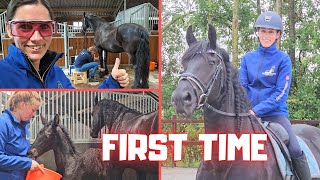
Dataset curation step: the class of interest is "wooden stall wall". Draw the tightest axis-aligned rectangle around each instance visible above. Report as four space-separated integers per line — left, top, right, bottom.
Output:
1 32 159 68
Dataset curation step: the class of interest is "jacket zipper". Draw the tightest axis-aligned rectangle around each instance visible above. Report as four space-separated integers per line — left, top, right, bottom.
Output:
41 55 59 86
24 55 45 88
256 50 266 103
25 54 60 88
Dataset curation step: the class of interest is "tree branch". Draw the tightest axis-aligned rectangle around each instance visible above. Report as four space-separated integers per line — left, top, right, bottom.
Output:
162 11 196 33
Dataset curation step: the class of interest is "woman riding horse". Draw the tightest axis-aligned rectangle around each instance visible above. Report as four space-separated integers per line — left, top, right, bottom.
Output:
171 24 320 180
240 11 310 180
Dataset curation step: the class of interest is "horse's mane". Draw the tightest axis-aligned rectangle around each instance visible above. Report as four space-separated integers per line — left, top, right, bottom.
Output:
97 99 141 115
87 14 106 22
85 14 113 31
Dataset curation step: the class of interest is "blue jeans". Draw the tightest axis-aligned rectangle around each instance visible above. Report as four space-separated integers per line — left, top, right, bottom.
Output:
262 115 302 158
75 62 98 79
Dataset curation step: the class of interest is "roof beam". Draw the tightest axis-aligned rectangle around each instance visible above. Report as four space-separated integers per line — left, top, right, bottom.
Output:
53 8 115 13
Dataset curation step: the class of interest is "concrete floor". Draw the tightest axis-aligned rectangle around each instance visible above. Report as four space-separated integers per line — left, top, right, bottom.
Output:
162 167 198 180
69 64 159 89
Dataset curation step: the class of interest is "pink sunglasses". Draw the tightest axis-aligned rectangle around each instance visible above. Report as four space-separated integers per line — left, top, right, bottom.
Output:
8 20 55 38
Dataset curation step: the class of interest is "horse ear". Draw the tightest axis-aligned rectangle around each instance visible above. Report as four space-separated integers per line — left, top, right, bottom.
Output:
186 25 197 46
40 114 48 125
208 24 217 49
94 95 99 106
83 12 86 17
53 114 60 126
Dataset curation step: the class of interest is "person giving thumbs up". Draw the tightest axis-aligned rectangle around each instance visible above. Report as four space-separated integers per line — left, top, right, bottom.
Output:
111 58 129 87
98 58 129 88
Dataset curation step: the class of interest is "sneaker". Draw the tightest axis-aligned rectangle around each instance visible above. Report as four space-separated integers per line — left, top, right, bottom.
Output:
89 78 98 82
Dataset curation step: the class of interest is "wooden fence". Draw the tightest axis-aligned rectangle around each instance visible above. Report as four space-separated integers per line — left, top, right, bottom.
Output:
162 115 320 167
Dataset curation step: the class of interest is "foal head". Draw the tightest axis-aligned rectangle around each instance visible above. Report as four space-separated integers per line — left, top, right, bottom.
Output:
28 114 74 158
171 24 229 116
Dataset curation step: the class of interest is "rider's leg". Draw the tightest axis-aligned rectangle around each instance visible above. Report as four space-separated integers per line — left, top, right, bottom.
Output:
262 115 311 180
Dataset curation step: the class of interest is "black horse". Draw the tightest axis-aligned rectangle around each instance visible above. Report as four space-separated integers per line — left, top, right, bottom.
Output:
171 24 320 179
28 115 110 180
82 14 150 88
90 99 158 180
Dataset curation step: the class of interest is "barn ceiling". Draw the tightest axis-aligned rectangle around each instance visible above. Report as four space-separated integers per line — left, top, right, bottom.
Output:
0 0 158 22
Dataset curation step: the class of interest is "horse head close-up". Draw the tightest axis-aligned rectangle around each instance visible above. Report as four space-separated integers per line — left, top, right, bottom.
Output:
171 24 320 180
172 24 231 117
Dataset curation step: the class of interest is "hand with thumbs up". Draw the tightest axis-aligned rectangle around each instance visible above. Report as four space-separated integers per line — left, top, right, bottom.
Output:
111 58 129 87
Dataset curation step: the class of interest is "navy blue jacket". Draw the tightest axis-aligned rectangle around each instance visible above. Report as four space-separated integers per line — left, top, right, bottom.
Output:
0 43 121 88
74 49 94 68
239 43 292 118
0 109 32 180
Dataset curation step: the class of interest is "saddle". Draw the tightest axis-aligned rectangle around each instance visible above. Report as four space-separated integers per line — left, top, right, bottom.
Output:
263 121 320 180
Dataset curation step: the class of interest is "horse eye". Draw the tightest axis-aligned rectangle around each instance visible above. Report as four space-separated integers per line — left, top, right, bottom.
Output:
208 59 215 65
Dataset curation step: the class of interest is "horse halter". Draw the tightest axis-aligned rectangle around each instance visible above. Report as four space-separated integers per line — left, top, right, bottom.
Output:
82 17 88 33
179 49 223 109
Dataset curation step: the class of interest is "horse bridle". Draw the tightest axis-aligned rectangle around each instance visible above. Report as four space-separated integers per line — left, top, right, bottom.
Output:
178 49 250 117
178 49 223 109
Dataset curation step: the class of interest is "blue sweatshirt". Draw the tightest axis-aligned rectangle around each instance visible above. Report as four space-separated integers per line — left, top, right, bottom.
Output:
239 43 292 118
73 49 94 68
0 43 121 88
0 109 32 180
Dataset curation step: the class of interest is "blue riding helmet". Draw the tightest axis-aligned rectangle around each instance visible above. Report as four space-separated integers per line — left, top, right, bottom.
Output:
254 11 283 33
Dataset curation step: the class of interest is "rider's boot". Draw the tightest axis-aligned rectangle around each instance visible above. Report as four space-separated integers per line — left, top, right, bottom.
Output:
292 152 311 180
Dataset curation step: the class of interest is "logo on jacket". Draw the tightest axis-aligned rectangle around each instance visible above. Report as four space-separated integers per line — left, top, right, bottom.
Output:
57 81 64 88
262 66 276 76
26 132 30 141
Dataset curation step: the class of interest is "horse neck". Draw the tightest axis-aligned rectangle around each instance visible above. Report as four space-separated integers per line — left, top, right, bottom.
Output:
88 20 103 32
204 71 262 133
53 127 79 175
105 104 141 132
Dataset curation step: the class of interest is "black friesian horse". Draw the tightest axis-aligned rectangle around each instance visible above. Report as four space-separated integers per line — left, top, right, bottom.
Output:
82 14 150 88
90 99 158 180
28 115 110 180
171 24 320 179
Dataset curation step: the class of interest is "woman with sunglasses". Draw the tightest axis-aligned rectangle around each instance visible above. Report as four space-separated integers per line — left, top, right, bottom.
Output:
0 0 129 88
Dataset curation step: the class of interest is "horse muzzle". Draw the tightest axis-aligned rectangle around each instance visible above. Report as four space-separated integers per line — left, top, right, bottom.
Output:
90 130 99 138
27 148 39 159
171 82 198 116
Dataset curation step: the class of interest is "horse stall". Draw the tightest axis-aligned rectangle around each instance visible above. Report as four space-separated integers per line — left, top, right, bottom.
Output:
0 2 159 73
0 91 159 179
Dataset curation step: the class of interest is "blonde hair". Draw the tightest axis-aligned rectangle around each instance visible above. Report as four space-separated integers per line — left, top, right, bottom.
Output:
7 91 41 111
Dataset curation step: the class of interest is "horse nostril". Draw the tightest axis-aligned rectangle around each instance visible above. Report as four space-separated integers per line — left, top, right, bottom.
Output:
27 148 37 158
184 92 192 102
90 131 98 138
